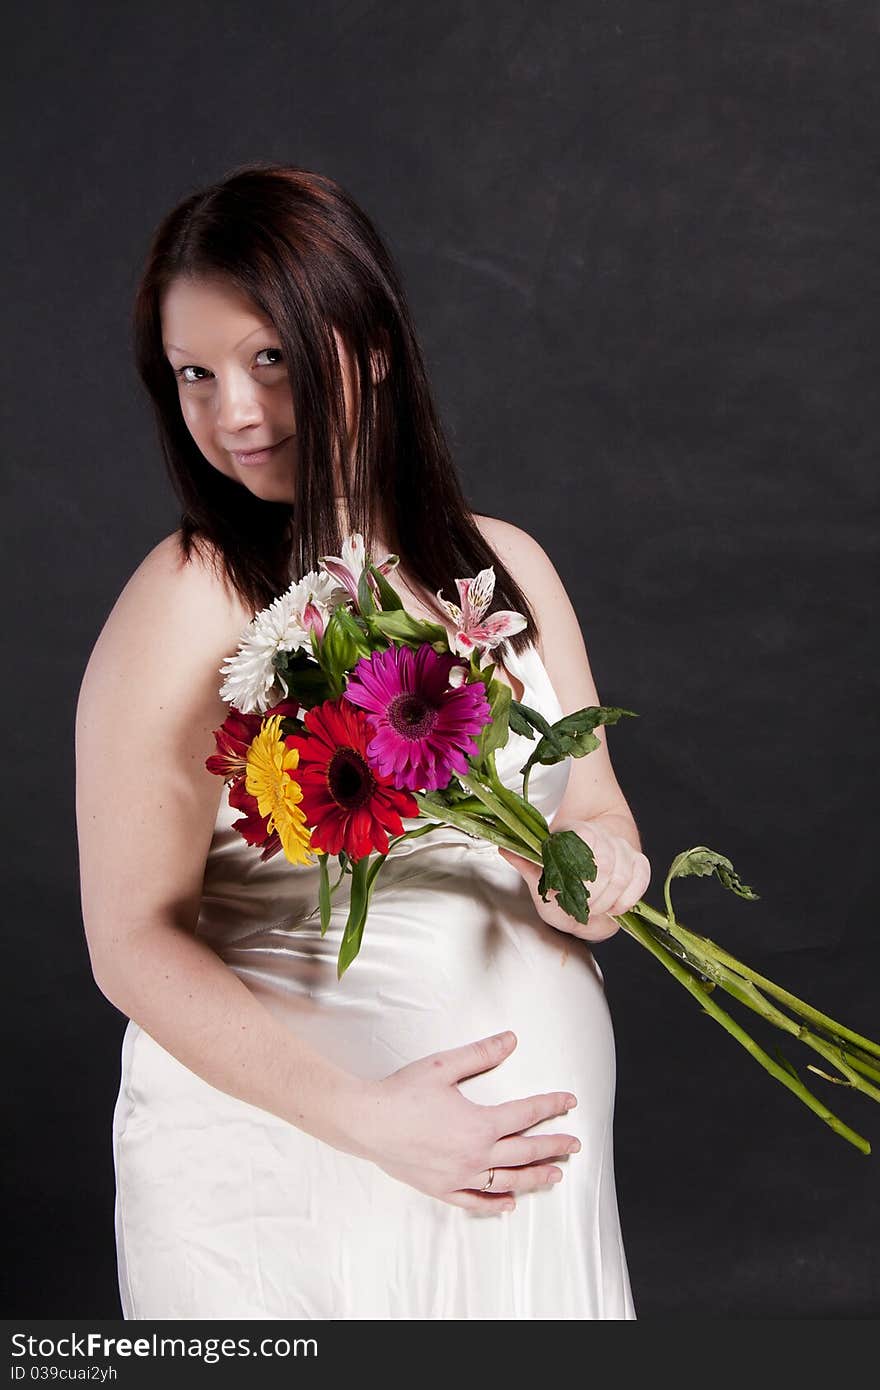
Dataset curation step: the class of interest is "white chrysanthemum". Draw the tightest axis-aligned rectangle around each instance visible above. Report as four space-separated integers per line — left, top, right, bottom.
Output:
218 569 345 714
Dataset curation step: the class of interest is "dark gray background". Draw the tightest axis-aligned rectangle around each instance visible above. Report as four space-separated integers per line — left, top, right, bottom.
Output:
3 1 878 1318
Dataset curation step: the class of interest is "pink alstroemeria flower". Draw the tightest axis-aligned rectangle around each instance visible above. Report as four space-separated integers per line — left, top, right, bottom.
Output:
319 532 400 612
435 565 527 659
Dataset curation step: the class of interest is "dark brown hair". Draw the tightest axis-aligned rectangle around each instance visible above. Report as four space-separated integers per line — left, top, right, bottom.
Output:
131 161 538 652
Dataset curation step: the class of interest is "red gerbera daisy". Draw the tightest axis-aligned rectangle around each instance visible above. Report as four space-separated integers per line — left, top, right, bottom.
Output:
206 697 301 862
284 698 419 859
205 697 301 780
227 776 284 862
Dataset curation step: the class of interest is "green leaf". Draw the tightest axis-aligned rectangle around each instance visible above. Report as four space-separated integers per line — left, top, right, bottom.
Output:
519 705 638 779
366 608 449 647
476 656 496 684
332 604 373 654
317 853 332 937
336 852 389 979
390 821 448 846
321 606 367 683
663 846 760 924
773 1048 800 1083
366 561 404 611
356 566 377 617
476 674 511 762
338 856 371 978
509 701 554 741
537 829 598 926
508 705 539 739
272 646 334 708
366 854 388 893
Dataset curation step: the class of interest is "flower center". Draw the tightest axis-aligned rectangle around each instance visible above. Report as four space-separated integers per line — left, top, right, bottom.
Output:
328 746 376 810
388 692 439 740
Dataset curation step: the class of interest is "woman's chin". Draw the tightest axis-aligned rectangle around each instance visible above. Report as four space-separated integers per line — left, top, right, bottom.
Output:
242 477 296 504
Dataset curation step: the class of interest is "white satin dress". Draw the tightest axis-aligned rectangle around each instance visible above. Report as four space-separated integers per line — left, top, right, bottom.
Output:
111 640 636 1319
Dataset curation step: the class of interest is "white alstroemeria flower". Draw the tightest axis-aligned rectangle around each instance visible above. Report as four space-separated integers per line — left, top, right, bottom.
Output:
435 565 527 659
218 569 343 714
319 531 400 609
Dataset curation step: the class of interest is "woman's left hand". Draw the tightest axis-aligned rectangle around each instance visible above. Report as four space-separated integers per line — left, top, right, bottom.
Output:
497 818 651 943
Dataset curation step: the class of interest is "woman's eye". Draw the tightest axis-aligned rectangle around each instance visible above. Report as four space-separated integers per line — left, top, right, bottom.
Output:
174 348 284 386
176 366 208 385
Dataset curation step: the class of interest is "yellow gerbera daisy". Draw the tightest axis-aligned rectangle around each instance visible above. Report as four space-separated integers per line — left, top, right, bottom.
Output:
245 714 315 866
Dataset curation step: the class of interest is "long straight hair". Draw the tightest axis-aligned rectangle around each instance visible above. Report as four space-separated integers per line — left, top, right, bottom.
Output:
131 161 538 652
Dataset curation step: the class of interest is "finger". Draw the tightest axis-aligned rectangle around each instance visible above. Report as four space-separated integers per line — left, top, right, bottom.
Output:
497 846 529 871
490 1131 581 1168
464 1164 565 1195
579 912 621 943
485 1090 577 1139
585 875 626 916
446 1189 516 1215
610 853 652 916
588 848 632 915
498 848 540 887
606 853 651 917
429 1030 518 1084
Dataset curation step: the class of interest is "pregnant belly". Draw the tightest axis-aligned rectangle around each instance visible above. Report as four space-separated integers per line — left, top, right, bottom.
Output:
216 842 617 1122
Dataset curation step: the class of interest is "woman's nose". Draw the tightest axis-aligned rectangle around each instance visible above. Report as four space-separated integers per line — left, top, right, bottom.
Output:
215 374 264 433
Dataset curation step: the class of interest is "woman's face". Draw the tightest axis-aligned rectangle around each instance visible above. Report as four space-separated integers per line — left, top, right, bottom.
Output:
160 274 361 504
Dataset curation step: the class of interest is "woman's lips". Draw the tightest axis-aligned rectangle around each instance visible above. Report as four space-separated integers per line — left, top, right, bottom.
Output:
231 436 292 466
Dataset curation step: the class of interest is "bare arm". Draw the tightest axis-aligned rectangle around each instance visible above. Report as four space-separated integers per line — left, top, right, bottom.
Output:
96 915 374 1153
75 532 371 1156
473 514 652 934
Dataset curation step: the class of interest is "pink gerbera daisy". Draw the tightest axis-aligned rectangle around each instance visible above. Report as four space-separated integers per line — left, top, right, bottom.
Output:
343 644 492 791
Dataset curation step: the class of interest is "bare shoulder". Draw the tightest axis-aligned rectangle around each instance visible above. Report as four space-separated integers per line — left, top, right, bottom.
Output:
75 526 255 819
472 511 544 563
79 529 253 692
111 527 249 624
471 512 574 664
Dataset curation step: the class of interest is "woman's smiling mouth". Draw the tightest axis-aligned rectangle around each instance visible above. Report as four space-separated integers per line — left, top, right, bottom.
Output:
230 436 293 466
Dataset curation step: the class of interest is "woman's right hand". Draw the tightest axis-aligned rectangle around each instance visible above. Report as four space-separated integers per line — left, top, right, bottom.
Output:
348 1030 580 1214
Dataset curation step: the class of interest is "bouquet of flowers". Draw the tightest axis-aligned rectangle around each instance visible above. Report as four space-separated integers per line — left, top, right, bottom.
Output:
207 534 880 1154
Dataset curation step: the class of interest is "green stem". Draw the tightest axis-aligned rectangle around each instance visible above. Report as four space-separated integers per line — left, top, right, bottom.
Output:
301 856 349 925
386 822 454 851
615 910 871 1155
632 898 880 1062
624 907 880 1121
655 928 880 1105
457 773 545 854
830 1047 880 1087
663 877 676 926
625 902 880 1100
412 793 539 857
485 749 548 842
470 854 880 1138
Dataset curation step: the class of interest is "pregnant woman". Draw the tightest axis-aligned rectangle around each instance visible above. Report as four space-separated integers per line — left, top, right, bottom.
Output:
75 162 650 1319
